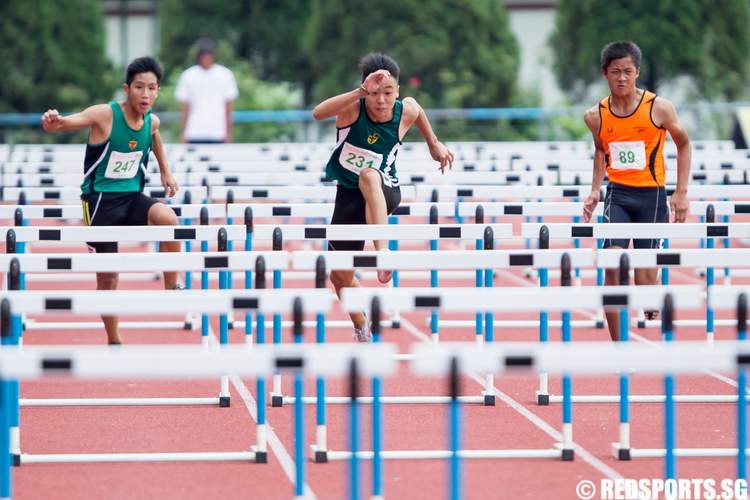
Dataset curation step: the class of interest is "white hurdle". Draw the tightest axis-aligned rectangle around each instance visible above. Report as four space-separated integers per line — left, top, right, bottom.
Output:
0 290 335 471
329 284 702 465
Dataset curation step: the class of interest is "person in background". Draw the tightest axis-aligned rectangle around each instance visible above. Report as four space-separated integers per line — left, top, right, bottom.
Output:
175 37 238 143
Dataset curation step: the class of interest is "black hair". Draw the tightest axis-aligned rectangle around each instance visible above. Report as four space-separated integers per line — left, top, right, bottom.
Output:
600 41 642 72
125 56 163 85
359 52 400 82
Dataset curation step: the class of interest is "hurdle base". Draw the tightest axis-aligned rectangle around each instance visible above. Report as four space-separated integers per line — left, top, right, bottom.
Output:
219 396 231 408
561 449 574 461
310 445 328 463
482 392 496 406
271 394 284 407
535 391 550 406
611 443 631 461
12 454 19 467
251 447 268 464
595 320 605 329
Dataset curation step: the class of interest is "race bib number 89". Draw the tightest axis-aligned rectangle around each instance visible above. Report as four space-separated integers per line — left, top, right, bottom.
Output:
609 141 646 171
104 150 143 179
339 142 383 175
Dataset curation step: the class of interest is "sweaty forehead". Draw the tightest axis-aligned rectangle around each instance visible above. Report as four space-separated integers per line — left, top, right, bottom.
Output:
131 72 159 85
607 57 638 71
379 76 398 89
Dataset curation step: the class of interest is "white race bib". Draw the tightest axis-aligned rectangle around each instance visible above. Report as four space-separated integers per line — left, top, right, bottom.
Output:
338 142 383 175
104 150 143 179
609 141 646 171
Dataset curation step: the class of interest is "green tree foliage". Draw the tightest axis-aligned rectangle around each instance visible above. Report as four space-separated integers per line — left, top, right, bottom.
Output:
0 0 113 113
158 0 243 78
238 1 314 102
303 0 519 108
551 0 750 100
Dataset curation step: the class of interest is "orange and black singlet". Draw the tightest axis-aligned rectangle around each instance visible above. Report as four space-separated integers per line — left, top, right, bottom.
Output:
598 90 666 187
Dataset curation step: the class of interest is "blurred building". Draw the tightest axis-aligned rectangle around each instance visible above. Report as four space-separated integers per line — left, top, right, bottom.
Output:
102 0 563 105
103 0 158 67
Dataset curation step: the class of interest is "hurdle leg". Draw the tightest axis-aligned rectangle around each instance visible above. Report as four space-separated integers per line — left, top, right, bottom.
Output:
482 265 495 406
1 374 11 499
3 312 22 463
613 307 631 460
449 357 462 500
349 360 360 500
707 236 715 344
218 270 230 407
595 225 605 328
294 369 305 499
388 215 401 327
561 308 574 460
372 354 383 498
536 267 549 405
254 313 268 462
723 211 731 284
313 312 328 462
271 269 283 406
430 237 439 344
474 237 483 344
200 240 210 348
664 300 676 478
244 233 253 345
226 215 235 329
738 300 747 480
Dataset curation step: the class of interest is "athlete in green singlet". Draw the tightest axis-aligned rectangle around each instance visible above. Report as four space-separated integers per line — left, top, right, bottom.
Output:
41 56 181 345
313 52 454 341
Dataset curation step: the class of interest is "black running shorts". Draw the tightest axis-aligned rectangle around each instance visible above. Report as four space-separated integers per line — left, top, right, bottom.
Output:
328 176 401 251
602 183 669 249
81 191 159 253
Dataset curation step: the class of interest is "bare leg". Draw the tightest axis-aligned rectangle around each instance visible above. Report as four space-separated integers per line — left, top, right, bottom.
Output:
359 169 388 250
604 268 621 341
358 169 392 283
147 203 181 289
331 270 367 330
96 272 121 344
635 267 660 319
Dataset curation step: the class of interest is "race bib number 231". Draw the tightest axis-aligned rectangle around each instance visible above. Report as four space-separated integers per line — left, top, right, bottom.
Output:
339 142 383 175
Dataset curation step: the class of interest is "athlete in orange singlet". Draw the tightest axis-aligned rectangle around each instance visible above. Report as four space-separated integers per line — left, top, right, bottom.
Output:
582 41 691 341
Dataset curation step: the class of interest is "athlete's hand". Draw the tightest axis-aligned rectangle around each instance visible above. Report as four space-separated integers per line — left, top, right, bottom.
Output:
582 191 600 223
430 141 454 174
41 109 63 132
670 190 688 223
161 171 179 198
362 69 391 93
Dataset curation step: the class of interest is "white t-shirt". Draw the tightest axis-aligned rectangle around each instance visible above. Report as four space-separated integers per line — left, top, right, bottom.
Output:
175 64 239 141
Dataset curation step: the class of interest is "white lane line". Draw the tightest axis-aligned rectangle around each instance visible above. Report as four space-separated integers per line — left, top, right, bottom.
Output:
397 315 623 480
207 329 317 500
